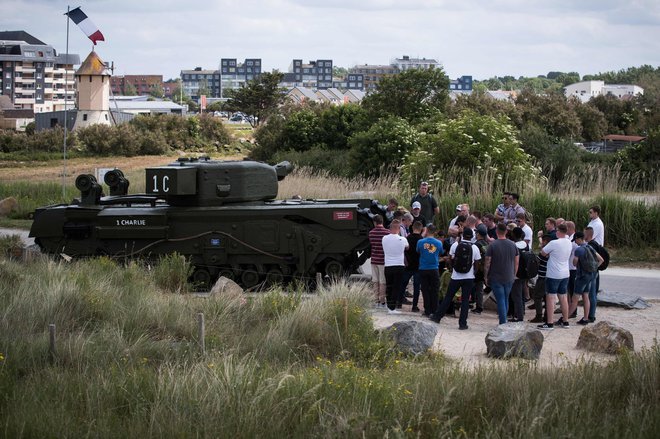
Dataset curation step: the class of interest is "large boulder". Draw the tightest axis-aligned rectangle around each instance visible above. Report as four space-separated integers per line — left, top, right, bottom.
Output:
597 291 650 310
0 197 18 217
209 276 244 298
576 321 634 354
381 321 438 355
485 323 544 360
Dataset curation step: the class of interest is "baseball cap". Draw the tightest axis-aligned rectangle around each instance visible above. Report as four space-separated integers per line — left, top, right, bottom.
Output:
412 201 421 209
456 204 462 211
573 231 585 241
476 224 488 237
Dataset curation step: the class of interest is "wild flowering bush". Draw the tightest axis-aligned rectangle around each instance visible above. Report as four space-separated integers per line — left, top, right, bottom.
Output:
400 110 543 194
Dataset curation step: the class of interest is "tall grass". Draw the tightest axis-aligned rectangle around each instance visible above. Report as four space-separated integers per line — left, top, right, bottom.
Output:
277 166 400 201
1 255 659 437
2 161 658 248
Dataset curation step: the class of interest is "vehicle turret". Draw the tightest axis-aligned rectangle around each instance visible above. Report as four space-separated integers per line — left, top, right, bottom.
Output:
145 157 293 207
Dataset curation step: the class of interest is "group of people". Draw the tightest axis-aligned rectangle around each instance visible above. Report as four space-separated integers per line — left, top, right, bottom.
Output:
369 183 608 331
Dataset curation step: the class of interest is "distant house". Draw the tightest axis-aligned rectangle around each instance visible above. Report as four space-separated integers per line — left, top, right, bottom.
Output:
108 95 185 115
0 94 33 130
287 86 320 104
286 86 365 105
564 80 643 103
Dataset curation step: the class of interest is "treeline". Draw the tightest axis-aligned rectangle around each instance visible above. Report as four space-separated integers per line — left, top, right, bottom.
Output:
251 66 659 190
0 114 234 159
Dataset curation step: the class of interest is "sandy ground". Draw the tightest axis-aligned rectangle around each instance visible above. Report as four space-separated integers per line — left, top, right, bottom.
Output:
371 299 659 367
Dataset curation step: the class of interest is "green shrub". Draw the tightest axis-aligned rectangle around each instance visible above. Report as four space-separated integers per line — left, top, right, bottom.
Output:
151 253 192 294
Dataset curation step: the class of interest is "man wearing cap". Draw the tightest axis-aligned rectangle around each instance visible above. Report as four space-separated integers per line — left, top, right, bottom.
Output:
411 181 439 226
410 201 427 230
449 203 470 229
430 227 481 330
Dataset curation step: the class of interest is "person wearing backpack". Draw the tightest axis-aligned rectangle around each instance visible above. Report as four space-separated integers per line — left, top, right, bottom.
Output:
429 227 481 330
570 231 604 325
584 226 610 322
484 223 520 324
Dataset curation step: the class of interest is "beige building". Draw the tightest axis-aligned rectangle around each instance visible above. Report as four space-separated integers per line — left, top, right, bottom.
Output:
73 51 112 129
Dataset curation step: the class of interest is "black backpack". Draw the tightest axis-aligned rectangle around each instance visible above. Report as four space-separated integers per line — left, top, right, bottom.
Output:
517 249 539 279
589 241 610 271
453 241 473 273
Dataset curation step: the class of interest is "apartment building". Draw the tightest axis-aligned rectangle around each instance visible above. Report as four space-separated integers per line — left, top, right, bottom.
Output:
110 75 164 96
0 31 80 112
219 58 261 98
181 58 262 100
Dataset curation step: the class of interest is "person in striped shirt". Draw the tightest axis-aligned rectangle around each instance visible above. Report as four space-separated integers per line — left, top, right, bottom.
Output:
369 214 390 308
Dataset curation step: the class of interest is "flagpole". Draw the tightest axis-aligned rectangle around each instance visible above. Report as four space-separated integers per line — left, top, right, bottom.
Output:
62 5 70 200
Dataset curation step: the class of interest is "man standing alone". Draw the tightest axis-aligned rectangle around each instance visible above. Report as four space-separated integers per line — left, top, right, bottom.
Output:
382 219 409 315
411 181 439 225
484 223 519 324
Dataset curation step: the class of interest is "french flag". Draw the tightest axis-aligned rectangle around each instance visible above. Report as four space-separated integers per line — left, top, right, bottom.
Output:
65 7 105 45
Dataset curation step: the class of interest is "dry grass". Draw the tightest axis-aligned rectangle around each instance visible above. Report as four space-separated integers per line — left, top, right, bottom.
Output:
278 166 400 201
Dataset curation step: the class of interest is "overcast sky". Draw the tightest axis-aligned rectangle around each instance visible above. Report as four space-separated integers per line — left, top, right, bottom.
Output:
4 0 659 81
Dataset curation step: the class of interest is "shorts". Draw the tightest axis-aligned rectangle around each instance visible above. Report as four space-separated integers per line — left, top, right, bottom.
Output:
574 272 595 294
545 277 569 295
371 263 386 284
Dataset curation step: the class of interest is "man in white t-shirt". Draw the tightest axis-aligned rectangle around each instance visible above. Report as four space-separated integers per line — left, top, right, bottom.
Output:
515 212 533 248
382 219 409 314
429 228 481 330
538 223 573 330
587 205 605 246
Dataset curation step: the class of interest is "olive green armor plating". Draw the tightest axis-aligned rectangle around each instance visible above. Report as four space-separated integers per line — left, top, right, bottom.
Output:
30 158 375 289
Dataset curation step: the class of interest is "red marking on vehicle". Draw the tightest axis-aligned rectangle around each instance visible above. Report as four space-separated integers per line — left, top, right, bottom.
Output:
333 211 354 220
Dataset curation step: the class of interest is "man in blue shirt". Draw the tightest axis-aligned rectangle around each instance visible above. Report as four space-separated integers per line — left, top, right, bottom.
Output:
416 224 444 316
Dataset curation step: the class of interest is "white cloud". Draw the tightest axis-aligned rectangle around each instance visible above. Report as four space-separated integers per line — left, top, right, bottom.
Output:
2 0 658 80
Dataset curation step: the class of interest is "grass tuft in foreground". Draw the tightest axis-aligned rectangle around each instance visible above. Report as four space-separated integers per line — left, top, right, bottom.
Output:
1 255 659 438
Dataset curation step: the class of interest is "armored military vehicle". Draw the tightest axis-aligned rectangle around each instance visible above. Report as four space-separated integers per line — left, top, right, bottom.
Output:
30 158 377 289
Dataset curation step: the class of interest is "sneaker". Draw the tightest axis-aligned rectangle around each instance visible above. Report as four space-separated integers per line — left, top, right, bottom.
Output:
446 312 457 318
388 308 402 315
471 308 482 315
588 317 596 323
428 314 441 323
527 304 536 310
396 304 403 309
411 306 420 312
537 323 554 330
529 316 545 323
553 308 562 314
401 298 412 305
577 318 590 325
569 311 578 319
459 325 468 330
405 292 413 298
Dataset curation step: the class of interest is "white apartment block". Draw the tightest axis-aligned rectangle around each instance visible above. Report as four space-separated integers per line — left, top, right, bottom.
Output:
564 80 644 103
0 31 79 113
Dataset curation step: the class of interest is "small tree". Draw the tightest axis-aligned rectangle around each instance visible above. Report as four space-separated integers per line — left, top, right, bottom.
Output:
123 82 137 96
149 83 165 98
225 72 286 127
361 67 450 123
